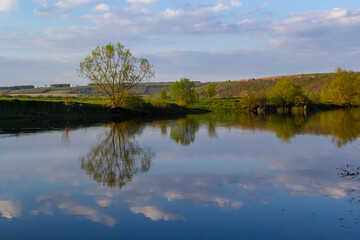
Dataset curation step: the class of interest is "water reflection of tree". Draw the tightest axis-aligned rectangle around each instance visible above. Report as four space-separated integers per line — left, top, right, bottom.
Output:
150 120 168 136
307 109 360 148
208 122 217 138
80 121 155 188
170 118 200 146
61 127 71 146
235 109 360 147
266 114 306 143
236 113 306 142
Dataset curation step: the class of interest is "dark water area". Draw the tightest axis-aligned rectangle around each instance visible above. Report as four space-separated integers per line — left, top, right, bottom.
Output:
1 109 360 239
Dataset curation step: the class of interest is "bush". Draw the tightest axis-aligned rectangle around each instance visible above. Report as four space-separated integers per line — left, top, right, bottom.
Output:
0 93 10 98
150 99 168 109
119 91 144 111
207 83 217 98
160 88 168 101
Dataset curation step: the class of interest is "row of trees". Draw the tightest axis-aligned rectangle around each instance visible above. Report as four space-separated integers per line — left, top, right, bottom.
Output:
239 67 360 110
79 42 359 110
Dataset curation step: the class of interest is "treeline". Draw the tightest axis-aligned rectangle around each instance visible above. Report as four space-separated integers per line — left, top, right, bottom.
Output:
0 85 34 91
202 68 360 111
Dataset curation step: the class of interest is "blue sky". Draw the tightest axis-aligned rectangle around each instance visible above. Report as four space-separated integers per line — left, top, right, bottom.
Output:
0 0 359 86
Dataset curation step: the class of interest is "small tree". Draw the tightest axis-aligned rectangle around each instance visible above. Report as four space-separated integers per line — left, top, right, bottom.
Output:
169 78 198 106
239 90 257 110
79 42 155 108
160 88 168 101
207 83 217 98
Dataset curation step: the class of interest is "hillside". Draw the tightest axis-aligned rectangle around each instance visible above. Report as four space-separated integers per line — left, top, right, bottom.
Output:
0 82 207 96
196 73 342 98
2 72 358 99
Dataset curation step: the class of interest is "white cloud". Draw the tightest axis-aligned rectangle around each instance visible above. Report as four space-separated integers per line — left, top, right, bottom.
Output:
30 0 47 5
0 200 21 219
230 0 243 7
127 0 157 4
34 0 93 15
130 206 185 221
212 0 242 12
267 8 360 56
1 4 360 85
92 3 110 13
35 196 117 226
0 0 18 11
162 8 182 19
213 197 243 209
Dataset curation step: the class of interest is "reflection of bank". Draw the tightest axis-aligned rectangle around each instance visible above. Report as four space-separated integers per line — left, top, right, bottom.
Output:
80 121 155 189
153 109 360 147
233 109 360 147
170 118 200 146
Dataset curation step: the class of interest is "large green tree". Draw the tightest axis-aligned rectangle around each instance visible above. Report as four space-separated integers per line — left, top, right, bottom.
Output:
169 78 198 106
327 67 360 107
79 42 155 108
269 79 305 107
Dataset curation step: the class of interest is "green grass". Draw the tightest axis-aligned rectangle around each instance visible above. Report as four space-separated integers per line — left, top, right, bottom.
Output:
0 97 110 119
188 97 245 113
0 96 192 119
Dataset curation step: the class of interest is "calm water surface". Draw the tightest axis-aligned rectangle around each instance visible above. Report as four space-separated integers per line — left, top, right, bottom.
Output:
1 109 360 239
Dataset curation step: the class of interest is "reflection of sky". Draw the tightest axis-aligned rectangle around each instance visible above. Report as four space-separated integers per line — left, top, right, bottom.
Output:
0 119 359 238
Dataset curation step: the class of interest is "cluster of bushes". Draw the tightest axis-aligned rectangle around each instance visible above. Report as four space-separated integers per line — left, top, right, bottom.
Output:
224 68 360 111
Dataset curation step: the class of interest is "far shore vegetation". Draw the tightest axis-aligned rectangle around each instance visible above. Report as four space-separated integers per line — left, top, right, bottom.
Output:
0 43 359 119
0 66 359 119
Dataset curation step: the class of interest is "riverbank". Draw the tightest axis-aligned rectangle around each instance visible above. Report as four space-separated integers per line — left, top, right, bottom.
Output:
0 98 209 119
0 96 351 120
187 98 340 114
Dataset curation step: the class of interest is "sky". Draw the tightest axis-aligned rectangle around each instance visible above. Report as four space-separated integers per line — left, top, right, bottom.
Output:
0 0 359 86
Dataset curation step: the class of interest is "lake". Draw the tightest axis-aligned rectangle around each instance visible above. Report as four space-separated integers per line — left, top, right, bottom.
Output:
1 109 360 239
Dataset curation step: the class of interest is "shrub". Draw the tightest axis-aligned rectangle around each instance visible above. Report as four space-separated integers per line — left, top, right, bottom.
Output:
119 91 144 111
0 93 10 98
150 99 168 109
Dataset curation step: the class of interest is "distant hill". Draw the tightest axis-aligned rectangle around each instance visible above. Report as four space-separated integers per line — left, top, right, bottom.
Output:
1 82 206 96
2 72 358 98
196 72 360 98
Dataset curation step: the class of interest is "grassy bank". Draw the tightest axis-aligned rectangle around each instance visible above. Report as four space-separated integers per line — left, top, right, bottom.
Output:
0 97 209 119
187 98 245 113
0 98 109 119
0 95 346 120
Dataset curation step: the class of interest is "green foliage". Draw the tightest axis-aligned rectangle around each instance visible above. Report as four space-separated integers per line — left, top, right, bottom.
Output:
170 118 200 146
188 97 244 113
150 99 168 109
239 90 267 111
169 78 198 106
326 67 360 107
0 98 109 118
160 88 168 101
207 83 217 98
119 91 145 111
268 79 305 107
79 42 154 108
